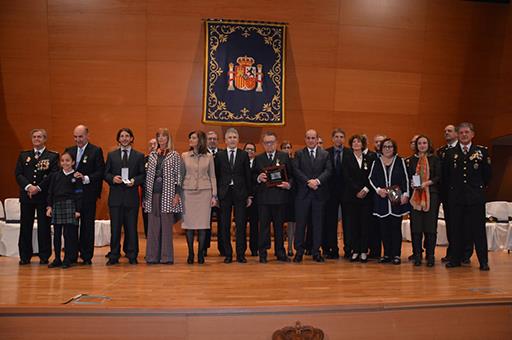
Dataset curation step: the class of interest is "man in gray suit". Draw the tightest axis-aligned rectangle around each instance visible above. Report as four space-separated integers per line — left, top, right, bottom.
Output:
292 129 332 263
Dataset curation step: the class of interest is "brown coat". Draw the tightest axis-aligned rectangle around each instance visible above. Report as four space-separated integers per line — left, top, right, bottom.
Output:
181 151 217 196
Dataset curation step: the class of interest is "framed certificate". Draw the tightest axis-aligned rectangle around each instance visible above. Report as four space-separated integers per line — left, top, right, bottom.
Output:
264 164 288 187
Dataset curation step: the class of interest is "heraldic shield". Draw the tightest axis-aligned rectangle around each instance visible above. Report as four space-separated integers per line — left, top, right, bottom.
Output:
203 19 286 126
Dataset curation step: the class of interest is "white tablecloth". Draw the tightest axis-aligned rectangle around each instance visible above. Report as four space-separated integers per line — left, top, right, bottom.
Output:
401 219 448 246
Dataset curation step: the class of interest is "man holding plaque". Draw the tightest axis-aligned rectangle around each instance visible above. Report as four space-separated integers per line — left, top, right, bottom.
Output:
253 131 292 263
292 129 332 263
104 128 145 265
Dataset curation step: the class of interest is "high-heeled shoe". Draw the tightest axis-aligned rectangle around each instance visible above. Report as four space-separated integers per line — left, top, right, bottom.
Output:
350 253 359 262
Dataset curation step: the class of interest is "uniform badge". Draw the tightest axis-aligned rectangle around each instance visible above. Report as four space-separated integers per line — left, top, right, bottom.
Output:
71 178 76 183
36 159 50 171
454 154 458 159
82 155 88 163
275 158 280 166
474 163 479 170
26 156 31 163
453 161 457 168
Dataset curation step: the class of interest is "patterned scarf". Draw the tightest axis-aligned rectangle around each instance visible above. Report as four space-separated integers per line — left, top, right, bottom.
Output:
411 155 430 212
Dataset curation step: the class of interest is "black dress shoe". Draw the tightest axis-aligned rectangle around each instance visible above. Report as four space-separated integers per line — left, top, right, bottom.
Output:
277 256 291 263
392 257 401 265
313 255 325 263
187 255 194 265
82 260 92 265
237 256 247 263
19 259 31 265
224 257 232 264
462 258 471 265
106 259 119 266
197 255 205 264
62 262 72 269
426 256 435 267
441 256 450 263
48 261 62 268
479 263 490 271
129 258 138 265
293 254 303 263
39 259 49 265
259 256 268 263
378 256 391 263
445 262 461 268
414 258 421 266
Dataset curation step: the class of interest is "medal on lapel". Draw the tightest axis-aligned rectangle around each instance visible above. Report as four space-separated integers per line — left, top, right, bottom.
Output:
83 155 88 163
474 163 479 170
364 162 368 170
25 156 31 164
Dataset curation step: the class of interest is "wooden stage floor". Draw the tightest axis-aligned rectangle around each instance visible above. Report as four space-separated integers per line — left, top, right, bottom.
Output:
1 237 511 311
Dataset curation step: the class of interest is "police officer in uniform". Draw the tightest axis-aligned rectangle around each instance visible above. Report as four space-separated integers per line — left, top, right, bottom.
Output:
444 122 491 271
436 124 459 263
15 129 59 265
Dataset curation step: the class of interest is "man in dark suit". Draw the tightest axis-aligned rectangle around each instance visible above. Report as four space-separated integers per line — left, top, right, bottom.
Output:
64 125 105 265
444 122 491 271
244 142 259 257
104 128 145 265
15 129 59 265
293 129 332 263
324 128 348 259
253 132 292 263
214 128 253 263
436 124 460 263
207 130 224 256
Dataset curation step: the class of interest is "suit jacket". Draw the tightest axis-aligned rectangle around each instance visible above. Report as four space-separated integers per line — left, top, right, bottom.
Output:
15 149 59 204
65 143 105 202
292 147 332 201
214 148 252 201
252 151 293 205
443 144 491 206
342 150 376 205
104 148 145 208
326 146 349 199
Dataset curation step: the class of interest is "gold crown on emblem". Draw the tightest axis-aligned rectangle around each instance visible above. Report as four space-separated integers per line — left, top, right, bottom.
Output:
236 56 255 66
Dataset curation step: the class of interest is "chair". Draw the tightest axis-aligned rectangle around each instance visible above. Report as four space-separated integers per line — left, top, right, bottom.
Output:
0 200 5 221
4 198 20 223
485 201 511 251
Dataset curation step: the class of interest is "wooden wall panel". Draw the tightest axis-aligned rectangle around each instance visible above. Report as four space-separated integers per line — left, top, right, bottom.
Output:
1 0 511 204
334 69 421 115
50 60 146 105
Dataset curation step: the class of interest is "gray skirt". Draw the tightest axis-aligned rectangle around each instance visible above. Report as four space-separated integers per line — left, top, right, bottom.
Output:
52 199 78 225
181 189 212 230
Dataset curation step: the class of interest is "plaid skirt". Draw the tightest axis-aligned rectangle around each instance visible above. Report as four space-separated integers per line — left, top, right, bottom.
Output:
52 199 78 225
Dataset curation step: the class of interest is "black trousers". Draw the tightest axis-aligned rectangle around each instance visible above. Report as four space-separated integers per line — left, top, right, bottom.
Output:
412 232 436 259
345 203 371 254
247 203 259 254
53 224 79 264
219 187 247 258
206 206 223 255
19 202 51 261
323 195 342 256
378 215 402 258
78 201 96 262
258 204 286 257
109 205 139 261
368 215 382 257
295 197 325 256
450 203 488 265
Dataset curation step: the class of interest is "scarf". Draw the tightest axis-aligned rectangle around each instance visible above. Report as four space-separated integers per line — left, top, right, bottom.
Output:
411 155 430 212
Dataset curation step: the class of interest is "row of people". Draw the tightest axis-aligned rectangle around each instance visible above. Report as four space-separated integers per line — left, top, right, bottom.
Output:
15 122 491 271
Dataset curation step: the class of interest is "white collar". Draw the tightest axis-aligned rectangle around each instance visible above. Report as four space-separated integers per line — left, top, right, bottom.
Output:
448 140 458 148
460 142 472 151
63 169 75 175
34 147 45 154
78 143 88 151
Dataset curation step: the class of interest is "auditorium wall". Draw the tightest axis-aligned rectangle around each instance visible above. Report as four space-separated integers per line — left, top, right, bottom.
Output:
1 0 511 216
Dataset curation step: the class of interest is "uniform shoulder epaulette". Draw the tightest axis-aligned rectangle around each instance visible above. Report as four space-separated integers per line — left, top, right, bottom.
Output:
476 145 488 150
48 149 59 154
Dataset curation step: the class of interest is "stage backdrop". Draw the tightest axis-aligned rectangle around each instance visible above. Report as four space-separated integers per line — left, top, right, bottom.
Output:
203 19 286 126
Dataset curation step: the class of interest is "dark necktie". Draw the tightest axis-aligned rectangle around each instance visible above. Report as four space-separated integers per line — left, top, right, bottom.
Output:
310 149 315 161
35 150 41 159
335 149 341 172
229 150 235 169
268 153 273 162
122 149 128 167
463 146 468 155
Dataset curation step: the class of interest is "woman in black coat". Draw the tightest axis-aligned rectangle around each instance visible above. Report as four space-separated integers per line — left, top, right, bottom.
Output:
342 135 376 262
407 135 441 267
369 138 410 265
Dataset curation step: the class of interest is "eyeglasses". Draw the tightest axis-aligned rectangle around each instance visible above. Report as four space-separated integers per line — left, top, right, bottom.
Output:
382 145 394 149
245 148 255 152
263 141 276 145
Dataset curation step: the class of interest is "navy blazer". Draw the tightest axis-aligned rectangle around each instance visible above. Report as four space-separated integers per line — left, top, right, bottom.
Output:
65 143 105 202
292 147 332 201
104 148 145 208
369 155 410 218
